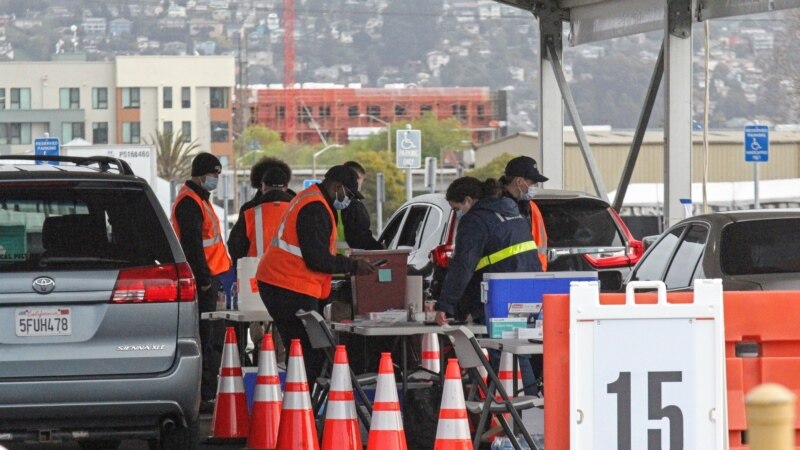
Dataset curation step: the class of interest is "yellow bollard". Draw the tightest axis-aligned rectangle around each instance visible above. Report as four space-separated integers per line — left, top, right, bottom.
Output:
746 383 796 450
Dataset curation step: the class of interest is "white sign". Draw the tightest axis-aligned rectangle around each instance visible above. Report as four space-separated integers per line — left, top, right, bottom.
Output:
570 280 726 450
396 129 421 169
62 144 158 191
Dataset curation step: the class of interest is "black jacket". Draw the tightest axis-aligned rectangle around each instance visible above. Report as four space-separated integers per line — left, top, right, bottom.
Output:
436 196 541 320
295 185 358 275
173 180 215 288
339 199 383 250
227 189 294 264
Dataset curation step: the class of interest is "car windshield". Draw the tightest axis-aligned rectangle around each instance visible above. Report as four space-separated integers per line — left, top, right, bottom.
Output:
0 185 174 272
536 199 625 247
720 218 800 275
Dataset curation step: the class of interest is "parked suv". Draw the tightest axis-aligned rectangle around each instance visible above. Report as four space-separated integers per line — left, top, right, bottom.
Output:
624 210 800 292
0 155 200 449
378 190 643 293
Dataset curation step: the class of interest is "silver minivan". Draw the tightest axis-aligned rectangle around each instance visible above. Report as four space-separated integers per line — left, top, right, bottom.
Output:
0 156 201 449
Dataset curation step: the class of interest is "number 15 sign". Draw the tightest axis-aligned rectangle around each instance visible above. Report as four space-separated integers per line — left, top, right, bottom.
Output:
570 280 726 450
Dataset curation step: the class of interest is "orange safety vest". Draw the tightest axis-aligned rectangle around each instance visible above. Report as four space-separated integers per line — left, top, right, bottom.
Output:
171 185 232 276
244 200 290 257
256 184 337 299
529 200 548 272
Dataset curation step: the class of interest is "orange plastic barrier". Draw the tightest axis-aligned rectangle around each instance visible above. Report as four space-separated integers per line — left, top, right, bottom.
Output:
543 290 800 450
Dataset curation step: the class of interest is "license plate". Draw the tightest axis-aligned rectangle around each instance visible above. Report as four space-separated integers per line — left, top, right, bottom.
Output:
15 308 72 337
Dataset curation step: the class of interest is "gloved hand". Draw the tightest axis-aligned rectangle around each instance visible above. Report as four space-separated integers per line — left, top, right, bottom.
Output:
353 258 376 276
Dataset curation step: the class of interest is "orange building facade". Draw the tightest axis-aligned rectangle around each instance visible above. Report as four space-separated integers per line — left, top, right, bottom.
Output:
252 87 507 145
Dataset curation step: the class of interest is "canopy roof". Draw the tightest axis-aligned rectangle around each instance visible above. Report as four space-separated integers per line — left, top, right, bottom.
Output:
494 0 800 45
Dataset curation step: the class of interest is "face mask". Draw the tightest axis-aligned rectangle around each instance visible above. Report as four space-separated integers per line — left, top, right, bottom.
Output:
203 175 219 191
518 182 537 201
456 209 465 220
333 187 351 210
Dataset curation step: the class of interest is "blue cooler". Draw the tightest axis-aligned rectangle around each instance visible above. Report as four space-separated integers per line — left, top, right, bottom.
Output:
481 272 597 338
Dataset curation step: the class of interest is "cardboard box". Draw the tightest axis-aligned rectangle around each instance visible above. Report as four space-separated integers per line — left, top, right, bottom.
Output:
489 317 528 338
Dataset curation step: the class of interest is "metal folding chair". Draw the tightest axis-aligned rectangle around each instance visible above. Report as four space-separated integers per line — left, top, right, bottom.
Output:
295 309 376 428
444 326 541 450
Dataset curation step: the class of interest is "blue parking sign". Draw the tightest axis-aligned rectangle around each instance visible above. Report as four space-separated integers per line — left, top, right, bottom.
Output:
34 137 60 165
303 179 321 189
744 125 769 162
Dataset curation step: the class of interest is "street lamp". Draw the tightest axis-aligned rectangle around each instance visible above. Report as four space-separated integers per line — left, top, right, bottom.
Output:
360 113 391 152
312 144 343 180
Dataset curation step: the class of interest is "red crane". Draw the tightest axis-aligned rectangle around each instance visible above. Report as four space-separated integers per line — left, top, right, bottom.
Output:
283 0 296 142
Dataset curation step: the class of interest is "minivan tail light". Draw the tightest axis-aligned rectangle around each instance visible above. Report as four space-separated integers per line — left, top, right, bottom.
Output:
176 262 197 302
111 263 196 303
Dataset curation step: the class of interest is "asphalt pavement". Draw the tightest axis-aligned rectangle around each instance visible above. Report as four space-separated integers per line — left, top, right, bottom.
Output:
5 408 543 450
4 413 240 450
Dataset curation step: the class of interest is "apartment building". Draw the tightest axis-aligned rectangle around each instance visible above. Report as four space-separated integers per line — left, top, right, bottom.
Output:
253 86 508 145
0 56 234 160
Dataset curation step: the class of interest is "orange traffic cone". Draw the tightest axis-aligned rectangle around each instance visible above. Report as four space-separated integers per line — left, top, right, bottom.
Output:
497 352 522 428
247 334 282 450
476 348 490 390
276 339 319 450
421 333 440 374
434 359 473 450
321 345 361 450
366 353 407 450
210 327 250 441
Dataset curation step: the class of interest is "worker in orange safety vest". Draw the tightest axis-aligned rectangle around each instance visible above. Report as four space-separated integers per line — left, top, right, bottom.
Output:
500 156 550 271
171 152 232 412
255 165 376 382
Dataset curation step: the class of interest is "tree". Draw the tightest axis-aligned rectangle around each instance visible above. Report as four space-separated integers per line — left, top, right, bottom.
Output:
151 130 199 182
234 125 284 167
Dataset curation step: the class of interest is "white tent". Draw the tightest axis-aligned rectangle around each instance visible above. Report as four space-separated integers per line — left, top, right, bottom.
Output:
609 178 800 213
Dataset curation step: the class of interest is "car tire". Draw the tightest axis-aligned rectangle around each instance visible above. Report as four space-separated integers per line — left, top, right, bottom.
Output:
78 440 121 450
150 417 199 450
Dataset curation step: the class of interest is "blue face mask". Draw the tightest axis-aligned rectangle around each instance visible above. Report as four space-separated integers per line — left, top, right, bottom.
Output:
519 183 537 201
333 187 351 210
456 209 465 220
202 175 219 191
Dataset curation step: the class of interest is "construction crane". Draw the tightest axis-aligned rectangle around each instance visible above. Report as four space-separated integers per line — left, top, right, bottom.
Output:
283 0 296 142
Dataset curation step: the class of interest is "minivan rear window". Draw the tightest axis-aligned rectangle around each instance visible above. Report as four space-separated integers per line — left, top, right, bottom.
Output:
720 218 800 275
536 200 625 248
0 186 174 272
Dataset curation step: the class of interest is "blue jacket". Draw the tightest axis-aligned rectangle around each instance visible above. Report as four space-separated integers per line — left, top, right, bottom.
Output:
436 196 541 321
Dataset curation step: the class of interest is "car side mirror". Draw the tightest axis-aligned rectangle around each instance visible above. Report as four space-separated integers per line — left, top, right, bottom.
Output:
642 235 659 251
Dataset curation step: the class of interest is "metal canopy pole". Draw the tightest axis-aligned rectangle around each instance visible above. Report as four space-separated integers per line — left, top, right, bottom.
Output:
545 40 609 202
613 43 665 212
664 0 694 227
537 2 564 189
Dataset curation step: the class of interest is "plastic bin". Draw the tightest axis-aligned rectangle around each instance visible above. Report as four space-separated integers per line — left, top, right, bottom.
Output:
350 249 411 319
481 272 597 338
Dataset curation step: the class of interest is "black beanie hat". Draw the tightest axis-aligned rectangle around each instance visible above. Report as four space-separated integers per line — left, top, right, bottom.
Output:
191 152 222 177
261 167 290 188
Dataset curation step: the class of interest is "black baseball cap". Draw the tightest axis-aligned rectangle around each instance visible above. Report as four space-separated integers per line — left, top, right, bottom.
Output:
261 167 289 188
324 165 364 199
504 156 548 183
191 152 222 176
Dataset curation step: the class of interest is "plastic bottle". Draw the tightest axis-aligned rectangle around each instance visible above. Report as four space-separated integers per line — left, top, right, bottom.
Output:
216 286 226 311
230 282 238 310
500 436 515 450
490 437 506 450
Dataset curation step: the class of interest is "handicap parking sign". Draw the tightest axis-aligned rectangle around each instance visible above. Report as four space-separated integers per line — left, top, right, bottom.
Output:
744 125 769 162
